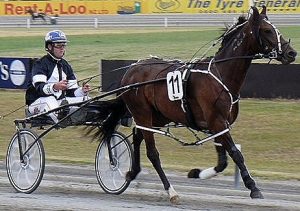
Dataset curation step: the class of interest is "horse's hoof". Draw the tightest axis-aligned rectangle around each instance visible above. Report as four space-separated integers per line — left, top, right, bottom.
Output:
170 195 180 205
250 188 264 199
187 168 201 178
125 171 134 181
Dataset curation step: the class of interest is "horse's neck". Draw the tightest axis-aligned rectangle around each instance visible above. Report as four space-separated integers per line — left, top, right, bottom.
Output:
215 40 254 95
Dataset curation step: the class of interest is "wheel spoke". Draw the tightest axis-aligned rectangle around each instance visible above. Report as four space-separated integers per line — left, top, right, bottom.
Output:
28 164 36 171
9 159 20 169
111 170 118 188
101 168 113 180
116 147 127 160
28 146 38 159
16 168 23 183
117 168 125 177
104 151 109 161
24 169 33 186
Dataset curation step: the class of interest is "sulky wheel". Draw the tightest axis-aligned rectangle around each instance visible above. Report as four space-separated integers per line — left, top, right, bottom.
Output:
6 129 45 193
95 131 133 194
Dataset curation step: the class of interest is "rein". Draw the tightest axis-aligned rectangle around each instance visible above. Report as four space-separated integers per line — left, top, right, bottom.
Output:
213 53 275 64
186 53 273 66
0 104 26 120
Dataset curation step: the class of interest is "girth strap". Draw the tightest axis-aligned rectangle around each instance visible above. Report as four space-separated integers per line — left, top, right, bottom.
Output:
181 68 199 130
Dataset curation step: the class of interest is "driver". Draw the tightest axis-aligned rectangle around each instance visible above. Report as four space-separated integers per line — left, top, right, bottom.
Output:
25 30 90 122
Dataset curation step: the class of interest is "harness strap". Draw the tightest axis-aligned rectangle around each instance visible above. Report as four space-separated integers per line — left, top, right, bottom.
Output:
181 68 200 130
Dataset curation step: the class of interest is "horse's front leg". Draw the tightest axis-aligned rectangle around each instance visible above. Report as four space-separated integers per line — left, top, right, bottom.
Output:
143 130 179 204
42 16 47 23
188 141 228 179
219 132 264 199
126 127 143 181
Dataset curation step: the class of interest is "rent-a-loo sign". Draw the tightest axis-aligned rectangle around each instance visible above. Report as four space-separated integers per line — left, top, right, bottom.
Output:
0 57 34 89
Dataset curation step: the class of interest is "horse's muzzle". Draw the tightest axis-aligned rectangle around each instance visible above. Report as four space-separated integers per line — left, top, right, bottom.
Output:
279 48 297 65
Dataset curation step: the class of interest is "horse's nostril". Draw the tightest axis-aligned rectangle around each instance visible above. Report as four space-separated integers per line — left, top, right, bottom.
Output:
288 50 297 58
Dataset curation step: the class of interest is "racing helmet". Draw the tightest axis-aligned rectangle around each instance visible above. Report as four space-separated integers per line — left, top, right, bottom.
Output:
45 30 69 50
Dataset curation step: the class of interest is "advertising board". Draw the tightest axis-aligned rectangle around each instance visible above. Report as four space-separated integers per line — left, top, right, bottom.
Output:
0 57 34 89
0 0 141 15
0 0 299 15
148 0 250 13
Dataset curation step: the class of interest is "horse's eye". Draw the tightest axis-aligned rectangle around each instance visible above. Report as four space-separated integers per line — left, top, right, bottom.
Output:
264 29 272 34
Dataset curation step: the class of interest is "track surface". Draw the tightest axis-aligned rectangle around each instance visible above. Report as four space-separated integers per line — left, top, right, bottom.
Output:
0 161 299 211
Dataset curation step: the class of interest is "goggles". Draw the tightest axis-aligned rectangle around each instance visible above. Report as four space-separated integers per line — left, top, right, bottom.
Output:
53 43 67 49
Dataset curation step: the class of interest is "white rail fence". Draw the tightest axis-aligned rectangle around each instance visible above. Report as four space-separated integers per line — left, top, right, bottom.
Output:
1 14 300 28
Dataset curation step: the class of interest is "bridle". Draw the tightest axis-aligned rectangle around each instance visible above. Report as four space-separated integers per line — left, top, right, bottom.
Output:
201 17 287 64
257 18 283 60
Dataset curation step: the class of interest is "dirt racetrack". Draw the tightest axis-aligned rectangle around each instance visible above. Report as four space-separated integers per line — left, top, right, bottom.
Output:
0 161 299 211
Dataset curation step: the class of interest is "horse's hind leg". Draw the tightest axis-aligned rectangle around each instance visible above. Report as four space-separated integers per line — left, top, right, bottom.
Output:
214 142 228 173
126 127 143 181
143 130 179 204
188 141 228 179
218 132 264 199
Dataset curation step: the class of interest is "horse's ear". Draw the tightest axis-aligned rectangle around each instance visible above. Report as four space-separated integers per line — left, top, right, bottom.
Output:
249 6 260 22
261 5 267 15
260 5 268 19
248 6 261 31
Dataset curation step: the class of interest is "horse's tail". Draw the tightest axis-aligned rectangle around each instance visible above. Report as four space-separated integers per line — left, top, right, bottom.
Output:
85 97 128 141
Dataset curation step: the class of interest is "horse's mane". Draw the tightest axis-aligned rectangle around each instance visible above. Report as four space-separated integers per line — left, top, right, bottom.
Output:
136 56 183 65
216 16 248 53
137 16 247 66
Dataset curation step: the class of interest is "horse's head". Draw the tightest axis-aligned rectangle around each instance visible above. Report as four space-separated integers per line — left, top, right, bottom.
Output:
25 8 33 14
248 6 297 64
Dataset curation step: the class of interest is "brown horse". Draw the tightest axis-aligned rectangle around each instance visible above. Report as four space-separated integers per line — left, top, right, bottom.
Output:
89 6 297 203
26 9 47 23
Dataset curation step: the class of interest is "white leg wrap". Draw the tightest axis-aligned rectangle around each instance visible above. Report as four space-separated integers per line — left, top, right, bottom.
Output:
199 167 217 179
167 185 178 199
